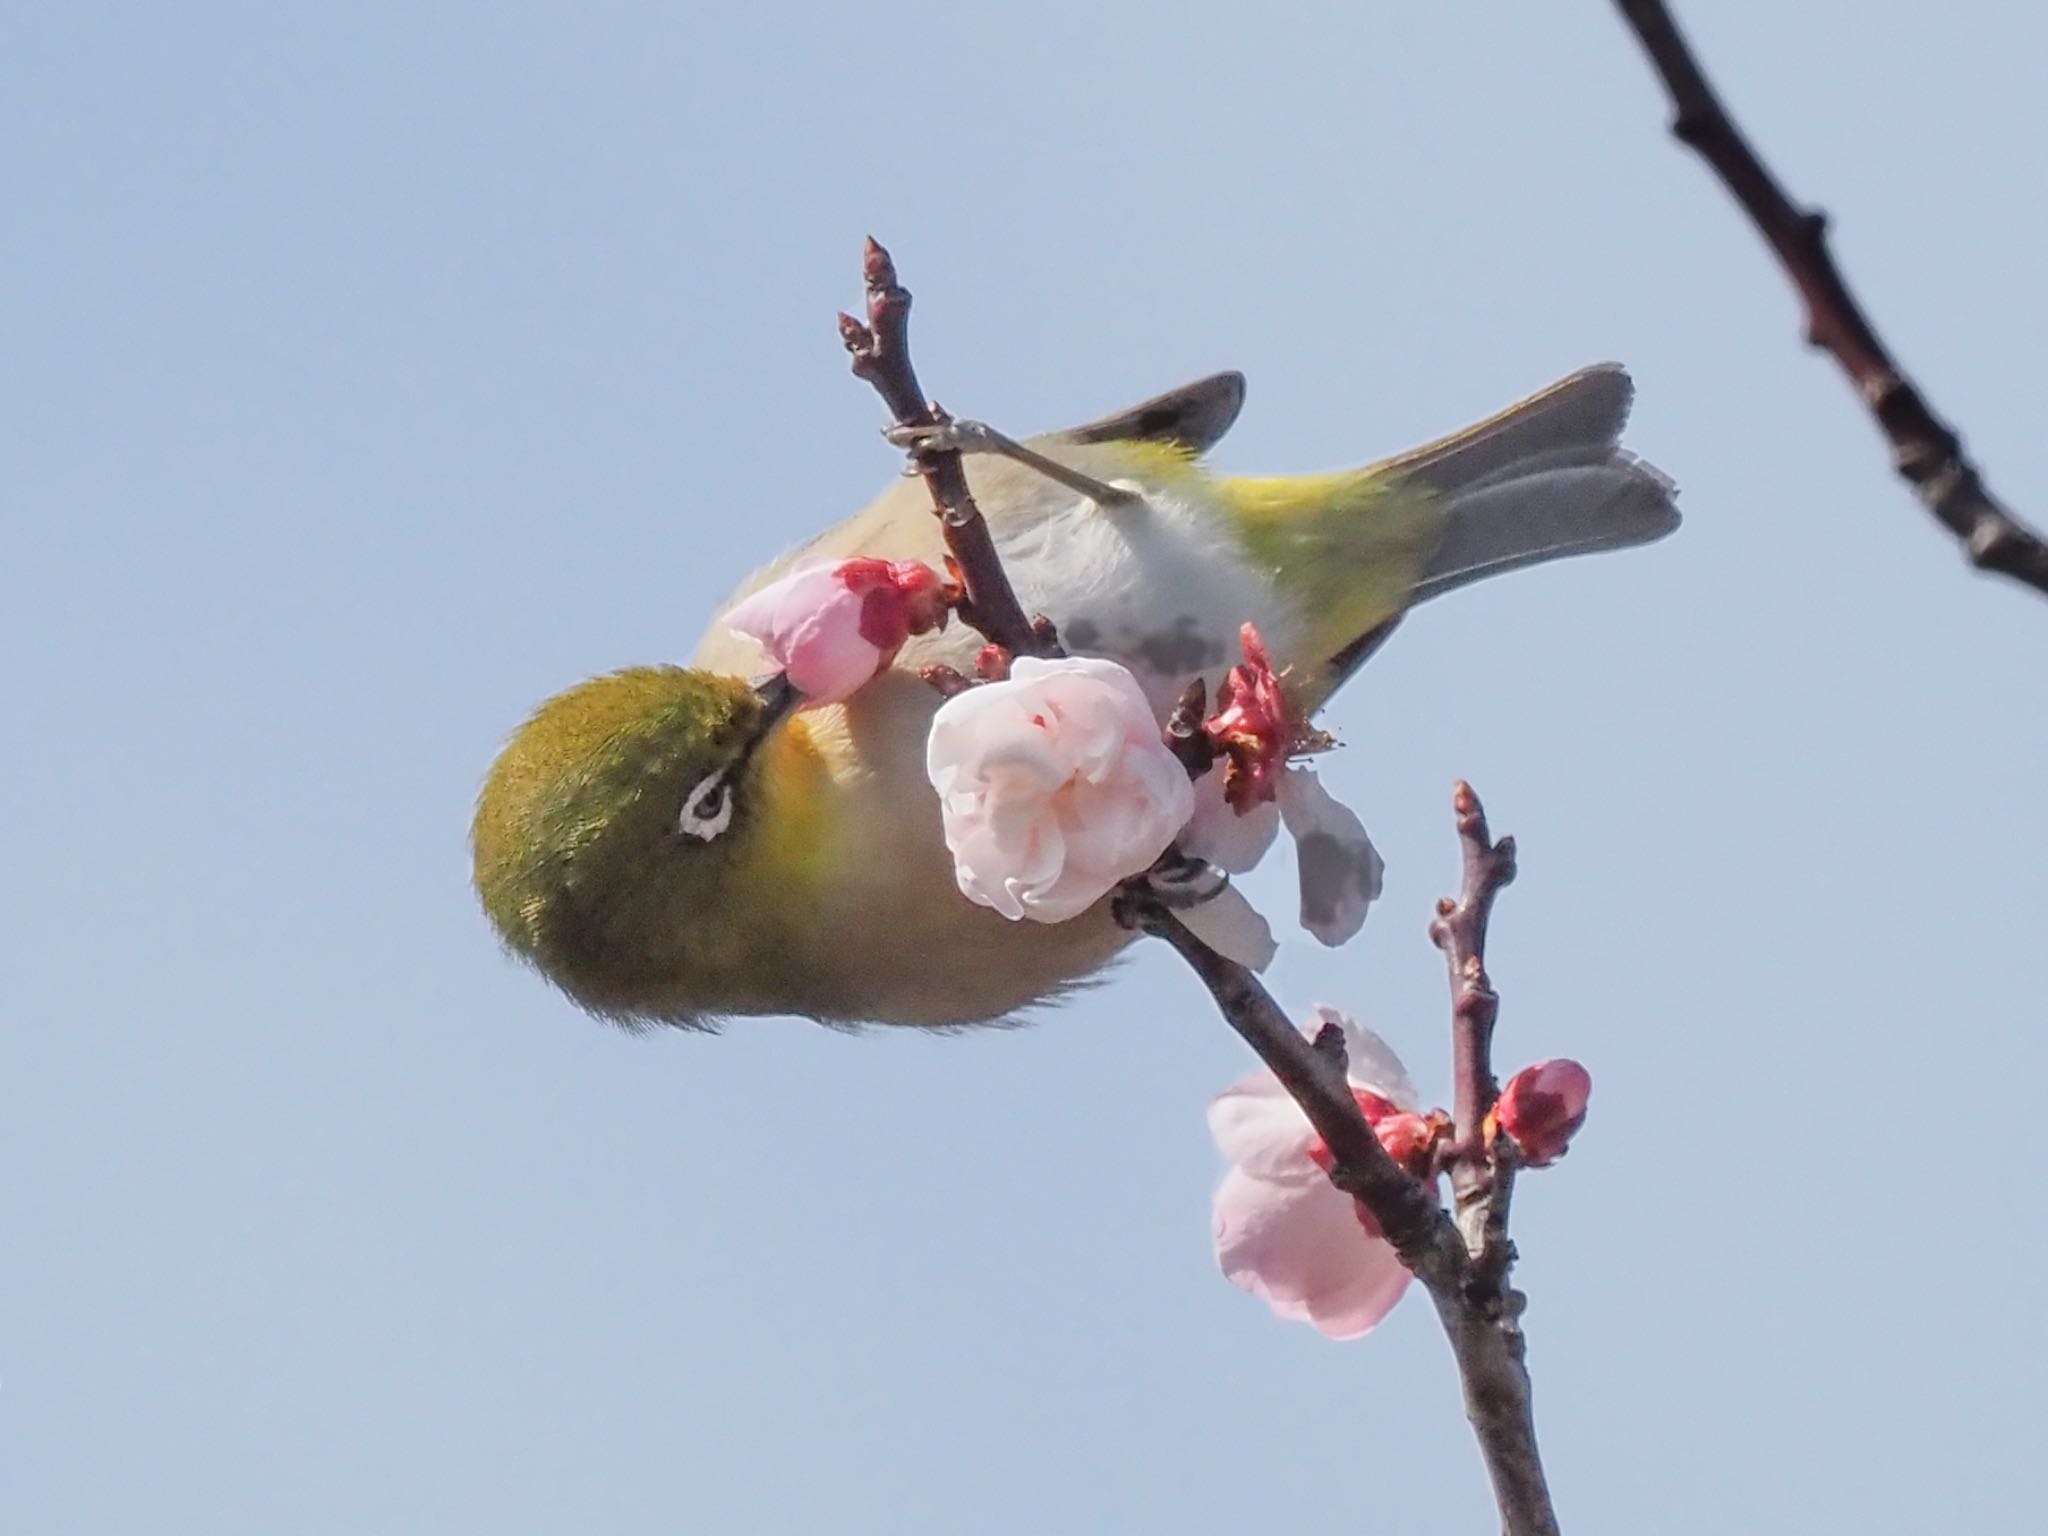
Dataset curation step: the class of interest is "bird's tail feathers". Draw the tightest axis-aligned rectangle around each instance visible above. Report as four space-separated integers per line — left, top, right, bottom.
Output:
1396 364 1680 604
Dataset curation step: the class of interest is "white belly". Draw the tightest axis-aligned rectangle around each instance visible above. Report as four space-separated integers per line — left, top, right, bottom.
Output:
991 477 1301 710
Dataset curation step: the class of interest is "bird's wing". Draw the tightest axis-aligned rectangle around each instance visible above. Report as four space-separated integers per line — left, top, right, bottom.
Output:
1050 372 1247 454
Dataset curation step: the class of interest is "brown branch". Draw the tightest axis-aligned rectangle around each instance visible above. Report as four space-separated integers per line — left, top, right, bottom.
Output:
1427 1279 1554 1536
841 242 1557 1536
1431 779 1520 1252
1137 888 1556 1536
1164 678 1220 779
839 238 1062 653
1610 0 2048 599
1130 898 1463 1278
1422 784 1551 1536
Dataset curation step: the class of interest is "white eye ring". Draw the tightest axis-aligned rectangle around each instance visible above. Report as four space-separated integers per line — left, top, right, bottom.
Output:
678 771 735 842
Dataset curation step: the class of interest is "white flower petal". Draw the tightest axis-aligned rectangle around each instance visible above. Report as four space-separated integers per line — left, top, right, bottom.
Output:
926 658 1191 926
1178 765 1282 875
1176 883 1278 973
1278 766 1384 947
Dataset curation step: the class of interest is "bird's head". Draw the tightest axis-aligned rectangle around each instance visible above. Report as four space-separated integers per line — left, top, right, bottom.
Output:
471 666 829 1026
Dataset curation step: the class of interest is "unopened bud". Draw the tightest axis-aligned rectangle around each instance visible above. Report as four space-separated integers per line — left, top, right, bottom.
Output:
1303 1091 1443 1183
1492 1059 1591 1166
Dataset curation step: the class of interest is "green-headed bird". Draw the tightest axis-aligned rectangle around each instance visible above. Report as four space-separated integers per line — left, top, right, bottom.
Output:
473 365 1677 1029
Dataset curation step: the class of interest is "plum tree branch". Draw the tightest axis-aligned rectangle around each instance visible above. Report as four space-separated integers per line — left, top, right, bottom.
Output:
840 238 1063 654
1133 901 1463 1276
1432 781 1520 1261
841 241 1560 1536
1610 0 2048 599
1130 794 1555 1536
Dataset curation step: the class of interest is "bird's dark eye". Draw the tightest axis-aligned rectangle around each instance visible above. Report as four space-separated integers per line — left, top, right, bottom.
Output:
678 771 735 842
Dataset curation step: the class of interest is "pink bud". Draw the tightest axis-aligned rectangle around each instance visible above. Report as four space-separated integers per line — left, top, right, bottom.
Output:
1493 1059 1592 1166
1370 1111 1441 1178
1303 1094 1439 1174
725 558 948 704
1303 1092 1441 1237
841 558 948 651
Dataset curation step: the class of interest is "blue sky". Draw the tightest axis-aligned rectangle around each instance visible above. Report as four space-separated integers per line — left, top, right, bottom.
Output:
7 4 2045 1532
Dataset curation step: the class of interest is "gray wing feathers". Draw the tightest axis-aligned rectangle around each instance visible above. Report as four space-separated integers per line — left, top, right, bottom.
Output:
1056 371 1248 453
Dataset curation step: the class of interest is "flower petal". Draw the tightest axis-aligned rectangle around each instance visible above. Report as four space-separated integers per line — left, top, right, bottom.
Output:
1309 1004 1419 1110
1278 766 1384 946
1212 1168 1413 1340
925 657 1192 927
1207 1075 1319 1182
725 564 890 703
1179 765 1282 875
1176 882 1279 973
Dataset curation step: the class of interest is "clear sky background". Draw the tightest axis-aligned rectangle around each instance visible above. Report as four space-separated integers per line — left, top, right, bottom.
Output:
7 4 2046 1532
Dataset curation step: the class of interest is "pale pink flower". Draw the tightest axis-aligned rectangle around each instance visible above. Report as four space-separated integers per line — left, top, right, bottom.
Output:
1493 1059 1592 1166
1210 1006 1427 1340
925 656 1196 923
725 557 947 704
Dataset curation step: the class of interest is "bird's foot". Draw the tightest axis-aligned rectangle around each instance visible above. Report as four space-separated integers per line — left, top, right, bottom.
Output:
885 418 1143 509
1143 854 1229 909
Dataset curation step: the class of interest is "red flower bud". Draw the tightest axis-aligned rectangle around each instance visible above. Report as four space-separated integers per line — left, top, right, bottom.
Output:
1302 1090 1443 1235
1493 1059 1591 1167
1203 624 1297 811
836 557 949 650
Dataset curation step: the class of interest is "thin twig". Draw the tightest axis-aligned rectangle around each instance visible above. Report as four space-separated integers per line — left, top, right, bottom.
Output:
1422 784 1551 1535
1431 780 1520 1253
1610 0 2048 599
839 238 1063 652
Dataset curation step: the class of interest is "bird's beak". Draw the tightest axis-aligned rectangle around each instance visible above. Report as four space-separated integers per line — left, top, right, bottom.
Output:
749 672 801 741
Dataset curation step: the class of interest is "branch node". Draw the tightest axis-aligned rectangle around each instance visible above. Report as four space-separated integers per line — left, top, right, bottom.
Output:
1311 1018 1349 1075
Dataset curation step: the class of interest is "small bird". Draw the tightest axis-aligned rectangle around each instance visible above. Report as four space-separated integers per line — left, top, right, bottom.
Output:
472 366 1677 1029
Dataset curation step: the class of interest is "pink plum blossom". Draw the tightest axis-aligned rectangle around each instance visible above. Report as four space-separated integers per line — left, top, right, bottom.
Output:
925 656 1196 923
1493 1059 1592 1166
725 557 947 704
1209 1006 1429 1340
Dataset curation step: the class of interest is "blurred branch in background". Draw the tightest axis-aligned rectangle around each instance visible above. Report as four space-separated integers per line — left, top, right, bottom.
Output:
1612 0 2048 600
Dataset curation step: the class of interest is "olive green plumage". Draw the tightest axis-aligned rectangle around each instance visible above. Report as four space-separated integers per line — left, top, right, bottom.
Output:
473 365 1679 1029
473 667 821 1024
